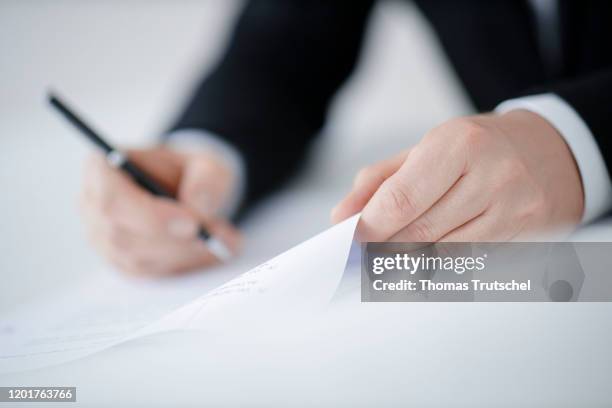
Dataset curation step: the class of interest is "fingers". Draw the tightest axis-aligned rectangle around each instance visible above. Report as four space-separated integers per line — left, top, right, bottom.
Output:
178 152 234 218
88 217 241 276
438 209 521 242
80 152 241 276
84 155 199 239
387 159 540 243
388 172 488 242
358 133 468 241
331 150 409 224
437 187 536 242
93 218 241 276
337 112 580 243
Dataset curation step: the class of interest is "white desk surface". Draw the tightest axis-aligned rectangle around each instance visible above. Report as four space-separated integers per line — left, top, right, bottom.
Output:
2 189 612 407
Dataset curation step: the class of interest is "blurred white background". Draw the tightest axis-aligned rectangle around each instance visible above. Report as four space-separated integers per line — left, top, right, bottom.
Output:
0 0 473 312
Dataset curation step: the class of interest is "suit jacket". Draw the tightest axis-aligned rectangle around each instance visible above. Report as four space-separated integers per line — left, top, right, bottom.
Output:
171 0 612 215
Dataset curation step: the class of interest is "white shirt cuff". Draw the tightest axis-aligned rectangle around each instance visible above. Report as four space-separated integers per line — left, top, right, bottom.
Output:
165 128 246 218
496 93 612 224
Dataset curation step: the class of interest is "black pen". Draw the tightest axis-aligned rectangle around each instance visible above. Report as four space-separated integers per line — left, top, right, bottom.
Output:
47 90 232 261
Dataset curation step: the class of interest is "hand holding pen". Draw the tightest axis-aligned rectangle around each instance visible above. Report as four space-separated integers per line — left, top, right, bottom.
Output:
49 92 241 276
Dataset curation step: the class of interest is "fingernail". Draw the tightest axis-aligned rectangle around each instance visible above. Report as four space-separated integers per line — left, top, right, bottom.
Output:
168 218 197 238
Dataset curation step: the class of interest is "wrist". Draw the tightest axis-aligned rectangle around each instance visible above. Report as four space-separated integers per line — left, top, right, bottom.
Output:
497 109 584 225
496 94 612 224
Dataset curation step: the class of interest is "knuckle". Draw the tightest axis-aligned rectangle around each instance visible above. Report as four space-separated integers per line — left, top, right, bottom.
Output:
432 117 490 160
354 166 375 186
535 191 550 214
408 219 436 242
457 119 487 147
524 187 548 218
454 117 485 133
499 158 528 184
379 182 417 221
353 165 384 186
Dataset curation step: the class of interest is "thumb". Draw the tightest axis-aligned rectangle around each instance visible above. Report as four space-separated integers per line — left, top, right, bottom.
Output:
331 149 410 224
178 153 234 218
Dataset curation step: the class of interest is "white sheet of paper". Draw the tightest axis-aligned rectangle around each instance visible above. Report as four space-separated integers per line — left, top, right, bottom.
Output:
0 215 359 374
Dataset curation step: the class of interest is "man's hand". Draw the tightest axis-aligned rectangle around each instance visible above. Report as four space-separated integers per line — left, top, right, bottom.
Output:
332 110 584 241
80 146 242 276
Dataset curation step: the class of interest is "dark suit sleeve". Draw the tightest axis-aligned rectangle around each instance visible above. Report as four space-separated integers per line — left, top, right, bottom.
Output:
169 0 375 213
